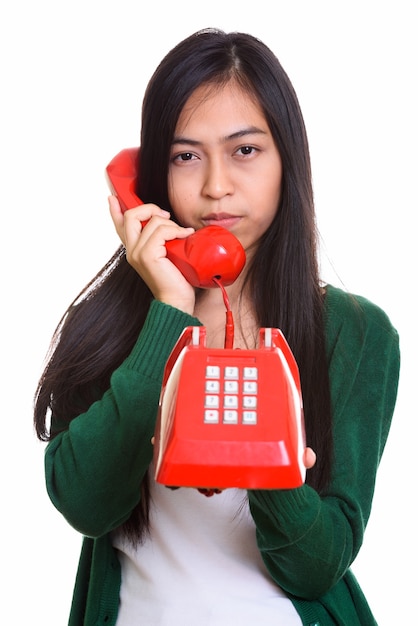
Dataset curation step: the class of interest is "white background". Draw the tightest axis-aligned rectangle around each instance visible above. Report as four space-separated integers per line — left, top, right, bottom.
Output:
1 1 416 624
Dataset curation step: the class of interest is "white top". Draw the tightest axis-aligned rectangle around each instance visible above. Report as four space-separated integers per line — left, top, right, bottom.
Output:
113 473 301 625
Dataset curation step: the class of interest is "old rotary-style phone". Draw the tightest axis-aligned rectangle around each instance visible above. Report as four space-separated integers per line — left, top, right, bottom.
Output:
106 147 306 491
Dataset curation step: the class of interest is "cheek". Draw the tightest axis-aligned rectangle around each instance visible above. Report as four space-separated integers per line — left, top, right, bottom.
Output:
256 210 277 238
168 190 195 226
261 182 282 227
256 157 282 221
168 173 193 215
167 173 178 207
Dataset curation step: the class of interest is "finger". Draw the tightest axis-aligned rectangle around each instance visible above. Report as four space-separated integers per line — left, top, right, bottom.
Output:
123 205 174 246
123 204 171 227
303 447 317 469
108 195 126 243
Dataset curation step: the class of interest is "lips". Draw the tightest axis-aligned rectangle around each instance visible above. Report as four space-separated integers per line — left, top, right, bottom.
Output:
202 213 241 228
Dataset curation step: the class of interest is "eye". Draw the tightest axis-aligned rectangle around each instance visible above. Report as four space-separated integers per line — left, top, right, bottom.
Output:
173 152 196 162
236 145 257 156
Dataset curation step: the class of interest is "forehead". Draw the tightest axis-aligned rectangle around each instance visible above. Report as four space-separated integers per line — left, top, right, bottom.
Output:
175 81 266 134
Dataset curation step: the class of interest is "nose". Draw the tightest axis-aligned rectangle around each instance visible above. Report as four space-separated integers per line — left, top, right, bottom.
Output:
201 157 234 199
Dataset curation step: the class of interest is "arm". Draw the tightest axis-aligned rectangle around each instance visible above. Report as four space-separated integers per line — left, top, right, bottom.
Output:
45 300 201 538
248 290 400 599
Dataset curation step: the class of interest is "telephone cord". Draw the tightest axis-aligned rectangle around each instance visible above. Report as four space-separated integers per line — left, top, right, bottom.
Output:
212 277 234 349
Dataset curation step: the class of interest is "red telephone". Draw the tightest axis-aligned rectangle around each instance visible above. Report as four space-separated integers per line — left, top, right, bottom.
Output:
106 148 246 288
153 326 306 490
106 147 306 491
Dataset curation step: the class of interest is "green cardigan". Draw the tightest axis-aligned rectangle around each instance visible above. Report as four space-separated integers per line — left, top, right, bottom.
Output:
45 285 400 625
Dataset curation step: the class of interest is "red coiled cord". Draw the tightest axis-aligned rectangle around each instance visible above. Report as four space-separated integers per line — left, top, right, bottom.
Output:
212 277 234 349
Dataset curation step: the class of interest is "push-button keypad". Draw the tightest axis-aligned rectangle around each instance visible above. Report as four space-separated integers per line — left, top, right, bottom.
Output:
204 364 258 425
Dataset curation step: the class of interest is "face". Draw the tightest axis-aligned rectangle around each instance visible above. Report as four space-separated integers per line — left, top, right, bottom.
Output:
168 81 283 252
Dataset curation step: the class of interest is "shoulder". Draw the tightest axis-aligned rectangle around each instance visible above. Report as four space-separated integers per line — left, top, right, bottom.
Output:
323 284 400 373
324 283 398 341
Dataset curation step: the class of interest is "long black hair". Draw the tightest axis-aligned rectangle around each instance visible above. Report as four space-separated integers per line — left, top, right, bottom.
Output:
34 29 332 541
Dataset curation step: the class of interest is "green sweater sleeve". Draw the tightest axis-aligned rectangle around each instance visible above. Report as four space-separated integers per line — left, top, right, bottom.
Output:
248 286 400 600
45 300 202 538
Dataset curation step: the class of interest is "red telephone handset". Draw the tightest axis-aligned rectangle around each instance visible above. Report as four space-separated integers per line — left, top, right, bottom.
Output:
106 148 246 288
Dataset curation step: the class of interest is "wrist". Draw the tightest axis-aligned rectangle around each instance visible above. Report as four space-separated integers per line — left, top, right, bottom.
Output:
158 295 196 316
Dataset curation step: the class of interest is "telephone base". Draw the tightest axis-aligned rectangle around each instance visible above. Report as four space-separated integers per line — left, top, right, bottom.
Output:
153 326 306 490
156 440 304 490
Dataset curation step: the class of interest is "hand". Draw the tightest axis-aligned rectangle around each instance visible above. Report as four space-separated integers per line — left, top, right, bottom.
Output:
109 195 196 314
303 447 317 469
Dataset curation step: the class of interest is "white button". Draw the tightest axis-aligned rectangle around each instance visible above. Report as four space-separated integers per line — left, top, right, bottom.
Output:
243 396 257 408
223 410 238 424
224 366 239 379
206 366 220 378
242 411 257 424
243 367 258 379
205 380 220 392
205 395 219 408
224 380 239 393
224 395 238 408
204 410 219 423
243 381 257 394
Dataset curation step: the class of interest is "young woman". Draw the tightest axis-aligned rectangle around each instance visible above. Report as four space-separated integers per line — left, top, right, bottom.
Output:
34 28 400 625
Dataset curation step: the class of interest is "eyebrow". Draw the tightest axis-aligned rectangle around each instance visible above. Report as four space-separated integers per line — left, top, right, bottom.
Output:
172 126 267 146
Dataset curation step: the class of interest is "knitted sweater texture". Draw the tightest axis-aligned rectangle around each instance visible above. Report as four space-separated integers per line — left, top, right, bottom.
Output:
45 284 400 625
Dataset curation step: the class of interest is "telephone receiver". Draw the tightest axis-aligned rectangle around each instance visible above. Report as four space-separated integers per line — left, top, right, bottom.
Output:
105 148 246 288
